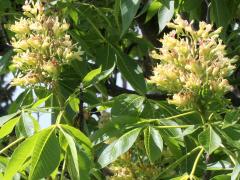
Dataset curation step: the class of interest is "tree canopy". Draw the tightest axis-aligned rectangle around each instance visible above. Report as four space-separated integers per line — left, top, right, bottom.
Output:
1 0 240 179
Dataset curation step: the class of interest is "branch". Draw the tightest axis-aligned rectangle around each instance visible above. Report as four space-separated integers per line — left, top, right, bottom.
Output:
105 81 168 100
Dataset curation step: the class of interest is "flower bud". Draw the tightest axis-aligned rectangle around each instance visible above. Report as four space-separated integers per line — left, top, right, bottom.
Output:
61 22 70 32
11 78 26 86
43 61 59 75
27 36 42 49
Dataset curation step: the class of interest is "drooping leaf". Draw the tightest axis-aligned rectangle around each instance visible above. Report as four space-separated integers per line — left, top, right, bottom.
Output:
30 127 60 179
77 147 91 180
199 126 222 155
61 129 80 180
98 127 141 167
158 0 174 32
4 135 38 179
144 126 163 163
120 0 141 36
61 127 91 180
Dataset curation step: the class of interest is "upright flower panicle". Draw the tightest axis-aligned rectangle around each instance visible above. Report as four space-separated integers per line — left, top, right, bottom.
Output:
10 0 84 87
149 15 237 110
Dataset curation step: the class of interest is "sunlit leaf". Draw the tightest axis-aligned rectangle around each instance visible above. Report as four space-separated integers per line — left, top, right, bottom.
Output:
98 127 141 167
30 127 60 179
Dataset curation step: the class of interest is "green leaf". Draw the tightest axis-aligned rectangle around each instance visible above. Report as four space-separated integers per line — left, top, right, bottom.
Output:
223 109 240 128
121 0 141 36
144 127 163 163
0 50 12 75
96 45 116 70
151 127 163 151
17 113 35 137
61 130 80 180
31 94 52 108
199 126 222 155
30 127 60 179
8 89 33 114
0 116 20 139
77 148 91 180
61 124 92 149
98 127 141 167
111 94 145 117
210 0 235 31
68 96 80 113
69 9 79 25
232 164 240 180
91 116 141 145
116 51 147 94
61 127 91 180
211 175 231 180
0 112 20 127
158 0 174 32
83 63 116 89
145 0 162 23
82 66 102 88
4 135 38 179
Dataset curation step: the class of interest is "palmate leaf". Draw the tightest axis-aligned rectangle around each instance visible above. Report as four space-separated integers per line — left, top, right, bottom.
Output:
98 127 142 168
4 135 38 179
60 127 91 180
29 126 60 180
199 126 222 155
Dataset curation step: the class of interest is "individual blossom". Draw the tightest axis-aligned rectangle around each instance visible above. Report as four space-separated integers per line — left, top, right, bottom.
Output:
149 15 237 110
9 0 84 87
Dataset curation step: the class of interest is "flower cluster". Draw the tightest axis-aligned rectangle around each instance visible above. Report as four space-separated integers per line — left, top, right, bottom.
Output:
149 15 236 110
10 1 83 87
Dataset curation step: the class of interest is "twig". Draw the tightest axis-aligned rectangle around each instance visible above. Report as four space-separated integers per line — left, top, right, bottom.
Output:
0 137 25 155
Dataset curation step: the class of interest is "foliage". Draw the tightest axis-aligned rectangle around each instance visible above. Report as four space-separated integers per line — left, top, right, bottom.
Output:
0 0 240 179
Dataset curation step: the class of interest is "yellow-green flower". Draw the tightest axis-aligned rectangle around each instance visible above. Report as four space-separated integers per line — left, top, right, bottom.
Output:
9 1 83 87
149 15 237 110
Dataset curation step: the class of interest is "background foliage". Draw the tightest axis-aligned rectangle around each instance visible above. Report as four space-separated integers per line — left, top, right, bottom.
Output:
1 0 240 179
